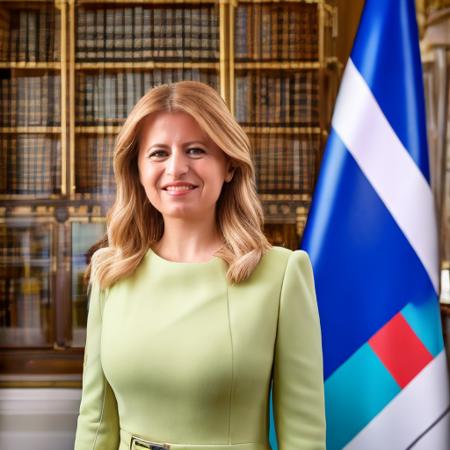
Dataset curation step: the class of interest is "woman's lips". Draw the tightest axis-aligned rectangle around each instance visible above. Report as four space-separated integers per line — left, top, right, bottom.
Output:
163 186 198 196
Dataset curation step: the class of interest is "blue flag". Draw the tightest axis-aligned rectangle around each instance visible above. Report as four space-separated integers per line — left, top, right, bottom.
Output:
301 0 450 448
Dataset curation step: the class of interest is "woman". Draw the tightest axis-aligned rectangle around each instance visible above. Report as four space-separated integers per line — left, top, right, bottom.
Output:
74 80 325 450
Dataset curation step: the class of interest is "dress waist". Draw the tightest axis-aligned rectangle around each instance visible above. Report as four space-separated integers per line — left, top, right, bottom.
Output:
120 428 272 450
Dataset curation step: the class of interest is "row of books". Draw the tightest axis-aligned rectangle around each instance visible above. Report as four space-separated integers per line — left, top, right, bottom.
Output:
75 135 116 194
0 7 60 62
76 69 218 125
0 276 50 328
0 135 61 195
235 71 320 126
0 225 51 260
249 134 319 194
0 74 61 126
76 5 219 62
235 3 319 61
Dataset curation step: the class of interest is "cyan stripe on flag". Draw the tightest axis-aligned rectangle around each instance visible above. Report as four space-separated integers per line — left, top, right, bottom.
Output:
325 343 401 450
402 297 445 357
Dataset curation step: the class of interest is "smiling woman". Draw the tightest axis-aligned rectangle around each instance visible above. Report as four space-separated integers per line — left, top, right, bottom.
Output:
74 81 326 450
84 80 271 283
137 111 235 248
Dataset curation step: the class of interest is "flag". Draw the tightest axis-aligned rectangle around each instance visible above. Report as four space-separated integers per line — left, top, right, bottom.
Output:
300 0 450 449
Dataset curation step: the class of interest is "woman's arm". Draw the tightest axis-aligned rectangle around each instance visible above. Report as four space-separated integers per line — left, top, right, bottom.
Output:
74 280 120 450
272 250 326 450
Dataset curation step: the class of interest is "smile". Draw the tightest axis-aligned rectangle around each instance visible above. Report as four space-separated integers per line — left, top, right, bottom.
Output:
164 185 196 191
163 185 198 196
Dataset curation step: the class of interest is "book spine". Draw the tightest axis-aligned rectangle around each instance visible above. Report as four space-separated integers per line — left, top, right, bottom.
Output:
142 7 152 61
123 7 133 61
96 8 105 60
18 11 27 62
28 10 37 62
191 7 200 60
153 8 162 60
54 74 61 126
183 8 191 61
212 5 219 60
116 71 125 121
113 8 125 61
281 8 289 60
261 5 271 61
76 9 86 61
174 8 183 60
133 7 143 62
85 9 96 61
105 9 114 61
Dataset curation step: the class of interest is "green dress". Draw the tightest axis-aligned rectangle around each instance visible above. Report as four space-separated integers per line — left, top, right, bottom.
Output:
74 246 326 450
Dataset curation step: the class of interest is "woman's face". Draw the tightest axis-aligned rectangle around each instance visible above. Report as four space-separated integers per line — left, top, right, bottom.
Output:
137 111 233 222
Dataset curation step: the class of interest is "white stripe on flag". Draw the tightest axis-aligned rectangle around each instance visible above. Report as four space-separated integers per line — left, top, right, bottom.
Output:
410 410 450 450
331 59 439 292
343 350 450 450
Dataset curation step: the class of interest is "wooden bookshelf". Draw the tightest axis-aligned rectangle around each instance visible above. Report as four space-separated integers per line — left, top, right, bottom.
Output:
230 0 338 242
0 0 338 385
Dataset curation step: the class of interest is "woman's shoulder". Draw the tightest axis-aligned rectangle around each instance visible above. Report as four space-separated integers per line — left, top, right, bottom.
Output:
262 245 310 262
249 245 292 281
259 246 312 278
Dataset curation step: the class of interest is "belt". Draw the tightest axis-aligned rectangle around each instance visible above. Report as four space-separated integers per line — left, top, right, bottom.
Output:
120 428 271 450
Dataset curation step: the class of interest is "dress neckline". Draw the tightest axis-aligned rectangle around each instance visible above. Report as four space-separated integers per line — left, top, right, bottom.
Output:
146 247 222 266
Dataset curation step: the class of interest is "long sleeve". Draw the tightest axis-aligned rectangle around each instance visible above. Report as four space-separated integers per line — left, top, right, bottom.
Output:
74 280 120 450
272 250 326 450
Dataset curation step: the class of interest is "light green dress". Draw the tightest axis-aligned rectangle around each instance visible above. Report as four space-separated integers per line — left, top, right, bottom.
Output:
74 246 325 450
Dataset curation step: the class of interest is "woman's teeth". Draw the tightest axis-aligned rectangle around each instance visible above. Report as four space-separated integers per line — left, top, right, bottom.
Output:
165 186 195 191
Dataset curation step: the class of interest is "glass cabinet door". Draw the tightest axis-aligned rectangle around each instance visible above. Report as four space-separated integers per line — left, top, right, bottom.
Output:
71 221 106 348
0 220 53 348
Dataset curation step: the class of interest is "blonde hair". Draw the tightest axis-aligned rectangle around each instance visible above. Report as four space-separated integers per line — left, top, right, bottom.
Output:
86 80 271 289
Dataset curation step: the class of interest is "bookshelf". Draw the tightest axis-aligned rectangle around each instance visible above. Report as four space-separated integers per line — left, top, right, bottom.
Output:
229 0 338 246
0 0 338 386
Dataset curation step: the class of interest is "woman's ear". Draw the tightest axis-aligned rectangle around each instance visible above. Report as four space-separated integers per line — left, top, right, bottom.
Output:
225 166 235 183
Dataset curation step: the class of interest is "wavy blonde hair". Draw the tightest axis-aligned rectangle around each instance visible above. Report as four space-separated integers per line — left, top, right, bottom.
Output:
86 80 271 289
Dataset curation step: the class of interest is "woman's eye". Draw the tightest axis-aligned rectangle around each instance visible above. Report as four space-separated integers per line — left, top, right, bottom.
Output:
148 150 167 158
188 147 205 155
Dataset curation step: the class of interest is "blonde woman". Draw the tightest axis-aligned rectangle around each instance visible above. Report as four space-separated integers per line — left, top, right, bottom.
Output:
74 81 325 450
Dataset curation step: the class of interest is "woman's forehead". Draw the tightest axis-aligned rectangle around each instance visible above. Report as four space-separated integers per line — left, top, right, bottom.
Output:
140 111 213 145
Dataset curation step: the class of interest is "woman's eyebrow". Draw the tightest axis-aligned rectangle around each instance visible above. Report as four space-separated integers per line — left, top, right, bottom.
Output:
148 141 208 149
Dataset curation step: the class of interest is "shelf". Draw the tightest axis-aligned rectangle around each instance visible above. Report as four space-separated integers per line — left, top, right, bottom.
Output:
0 197 115 208
0 0 54 4
0 257 52 267
78 0 218 4
0 195 62 203
0 62 61 70
77 125 324 135
74 61 220 70
235 61 320 70
238 0 322 3
260 193 311 202
243 126 322 134
77 0 220 6
0 127 62 134
75 125 121 134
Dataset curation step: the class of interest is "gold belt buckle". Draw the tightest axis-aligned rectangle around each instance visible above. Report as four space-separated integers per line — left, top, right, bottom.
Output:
130 435 171 450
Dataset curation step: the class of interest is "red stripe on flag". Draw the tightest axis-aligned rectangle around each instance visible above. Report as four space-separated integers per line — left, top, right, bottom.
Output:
368 313 433 388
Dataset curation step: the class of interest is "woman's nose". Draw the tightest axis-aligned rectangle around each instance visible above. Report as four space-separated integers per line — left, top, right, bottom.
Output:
166 149 189 177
